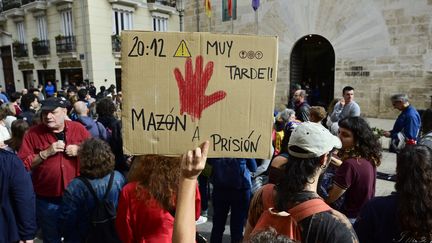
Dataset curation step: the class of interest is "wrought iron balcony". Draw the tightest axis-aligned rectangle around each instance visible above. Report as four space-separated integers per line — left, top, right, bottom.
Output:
55 35 76 53
22 0 45 4
3 0 21 11
13 42 28 58
21 0 47 12
111 35 121 53
147 0 176 7
32 39 50 56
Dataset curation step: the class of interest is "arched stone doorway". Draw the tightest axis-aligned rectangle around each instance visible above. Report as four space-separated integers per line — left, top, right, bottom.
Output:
289 34 335 108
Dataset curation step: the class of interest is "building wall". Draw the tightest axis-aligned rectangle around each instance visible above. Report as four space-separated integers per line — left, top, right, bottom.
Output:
183 0 432 118
0 0 180 93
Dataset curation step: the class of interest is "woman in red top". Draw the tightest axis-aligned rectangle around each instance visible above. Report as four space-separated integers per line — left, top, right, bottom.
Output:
116 155 201 243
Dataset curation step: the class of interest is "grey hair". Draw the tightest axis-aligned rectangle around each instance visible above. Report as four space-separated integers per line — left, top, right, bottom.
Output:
391 94 409 103
277 108 295 122
298 89 307 97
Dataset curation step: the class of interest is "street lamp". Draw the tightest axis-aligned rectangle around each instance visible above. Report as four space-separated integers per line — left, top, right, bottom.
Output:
176 0 184 32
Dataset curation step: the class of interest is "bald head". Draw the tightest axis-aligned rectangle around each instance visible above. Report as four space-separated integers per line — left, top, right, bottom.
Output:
74 101 88 116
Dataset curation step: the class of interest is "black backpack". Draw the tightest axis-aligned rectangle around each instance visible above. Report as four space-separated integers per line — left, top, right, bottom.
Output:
78 172 121 243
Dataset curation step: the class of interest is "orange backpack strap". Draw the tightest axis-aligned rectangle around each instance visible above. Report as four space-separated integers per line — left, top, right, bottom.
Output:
261 184 276 209
288 198 331 223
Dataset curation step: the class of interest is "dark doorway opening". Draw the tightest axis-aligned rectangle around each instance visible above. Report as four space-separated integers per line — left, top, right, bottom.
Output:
37 69 56 87
1 46 16 94
60 68 83 88
115 68 121 92
289 34 335 108
38 69 56 94
22 70 34 89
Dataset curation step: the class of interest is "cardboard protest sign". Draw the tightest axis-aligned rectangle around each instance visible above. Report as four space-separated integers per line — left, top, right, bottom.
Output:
122 31 278 159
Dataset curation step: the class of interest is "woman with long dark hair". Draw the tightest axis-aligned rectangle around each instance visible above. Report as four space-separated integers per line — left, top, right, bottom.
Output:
355 145 432 242
116 155 201 243
326 116 381 222
244 122 358 242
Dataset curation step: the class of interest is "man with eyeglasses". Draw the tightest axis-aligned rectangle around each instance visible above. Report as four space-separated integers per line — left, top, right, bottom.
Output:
383 93 421 153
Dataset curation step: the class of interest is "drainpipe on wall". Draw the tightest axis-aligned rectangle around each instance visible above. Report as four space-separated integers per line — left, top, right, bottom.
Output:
80 0 89 82
196 0 200 31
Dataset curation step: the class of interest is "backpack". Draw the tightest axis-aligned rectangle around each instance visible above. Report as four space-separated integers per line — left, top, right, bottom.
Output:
77 172 121 243
251 184 331 242
95 121 109 141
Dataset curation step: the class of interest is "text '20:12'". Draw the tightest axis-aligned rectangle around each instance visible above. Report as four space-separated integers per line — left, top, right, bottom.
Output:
128 36 166 57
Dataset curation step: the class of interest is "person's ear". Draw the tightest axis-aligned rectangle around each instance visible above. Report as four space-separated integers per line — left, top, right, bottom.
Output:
319 153 329 166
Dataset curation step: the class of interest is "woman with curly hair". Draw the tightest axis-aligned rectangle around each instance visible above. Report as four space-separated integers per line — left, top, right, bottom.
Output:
59 138 126 242
326 116 381 223
116 155 201 243
354 145 432 242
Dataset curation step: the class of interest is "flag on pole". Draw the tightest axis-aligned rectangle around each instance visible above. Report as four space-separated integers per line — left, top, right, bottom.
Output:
252 0 260 11
205 0 212 18
228 0 232 17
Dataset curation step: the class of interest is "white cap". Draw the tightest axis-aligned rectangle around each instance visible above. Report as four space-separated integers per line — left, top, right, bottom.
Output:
288 122 342 158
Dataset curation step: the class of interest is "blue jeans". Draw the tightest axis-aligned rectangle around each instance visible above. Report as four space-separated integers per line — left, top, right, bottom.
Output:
36 197 62 243
198 175 209 212
210 187 251 243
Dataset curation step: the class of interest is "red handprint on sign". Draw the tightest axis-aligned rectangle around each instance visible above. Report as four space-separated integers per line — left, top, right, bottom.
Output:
174 55 227 121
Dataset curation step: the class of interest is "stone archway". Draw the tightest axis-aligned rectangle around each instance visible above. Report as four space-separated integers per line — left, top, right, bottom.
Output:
289 34 335 108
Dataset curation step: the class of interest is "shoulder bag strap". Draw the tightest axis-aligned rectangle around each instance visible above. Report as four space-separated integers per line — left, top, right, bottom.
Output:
288 198 331 222
77 176 100 204
261 184 276 208
102 172 115 200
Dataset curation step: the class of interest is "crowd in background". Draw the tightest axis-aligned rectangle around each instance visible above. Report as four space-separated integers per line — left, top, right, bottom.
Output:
0 81 432 243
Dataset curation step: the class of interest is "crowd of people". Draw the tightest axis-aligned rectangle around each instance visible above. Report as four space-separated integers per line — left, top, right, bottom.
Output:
1 82 432 243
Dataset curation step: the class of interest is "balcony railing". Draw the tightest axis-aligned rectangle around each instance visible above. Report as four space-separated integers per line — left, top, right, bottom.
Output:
32 39 50 56
147 0 176 7
22 0 44 4
13 42 28 57
111 35 121 53
3 0 21 11
55 35 76 53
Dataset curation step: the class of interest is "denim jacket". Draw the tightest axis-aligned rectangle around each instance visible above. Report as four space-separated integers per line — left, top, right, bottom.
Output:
59 171 125 242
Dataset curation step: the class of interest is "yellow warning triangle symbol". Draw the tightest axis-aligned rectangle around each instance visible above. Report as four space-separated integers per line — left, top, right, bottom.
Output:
174 40 192 57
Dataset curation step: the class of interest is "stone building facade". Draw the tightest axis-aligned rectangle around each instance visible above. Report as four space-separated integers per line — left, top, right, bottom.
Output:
0 0 179 93
183 0 432 118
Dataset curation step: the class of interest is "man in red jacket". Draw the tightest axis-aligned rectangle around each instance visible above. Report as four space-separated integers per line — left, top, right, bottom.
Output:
18 97 90 243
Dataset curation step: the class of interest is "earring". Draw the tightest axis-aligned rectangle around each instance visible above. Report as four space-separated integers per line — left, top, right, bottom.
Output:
307 178 316 184
321 164 327 169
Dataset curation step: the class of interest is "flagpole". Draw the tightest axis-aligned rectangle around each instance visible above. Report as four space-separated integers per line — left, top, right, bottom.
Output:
255 9 258 35
231 16 234 33
196 0 200 32
209 17 212 32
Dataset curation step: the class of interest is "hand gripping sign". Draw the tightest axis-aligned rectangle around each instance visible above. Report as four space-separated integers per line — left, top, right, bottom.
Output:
121 31 278 159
